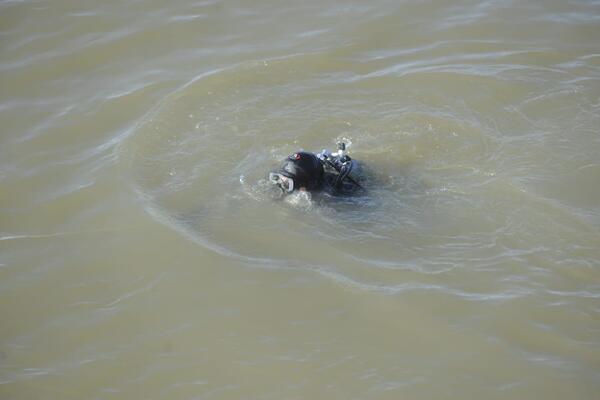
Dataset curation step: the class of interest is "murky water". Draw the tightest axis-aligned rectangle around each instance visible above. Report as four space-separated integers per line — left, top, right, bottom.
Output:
1 0 600 398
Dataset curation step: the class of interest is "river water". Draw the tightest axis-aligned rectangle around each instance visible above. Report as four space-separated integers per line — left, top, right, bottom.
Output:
1 0 600 398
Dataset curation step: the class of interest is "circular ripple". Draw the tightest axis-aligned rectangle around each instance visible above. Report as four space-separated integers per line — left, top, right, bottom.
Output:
120 52 501 290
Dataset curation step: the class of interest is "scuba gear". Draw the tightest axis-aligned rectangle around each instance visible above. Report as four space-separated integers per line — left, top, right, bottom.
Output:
269 142 364 194
271 151 324 192
317 142 364 192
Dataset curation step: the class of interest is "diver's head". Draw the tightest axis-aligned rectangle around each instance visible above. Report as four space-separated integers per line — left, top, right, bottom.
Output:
269 151 324 193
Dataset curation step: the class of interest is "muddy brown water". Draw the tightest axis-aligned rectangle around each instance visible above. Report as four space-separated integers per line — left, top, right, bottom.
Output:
1 1 599 398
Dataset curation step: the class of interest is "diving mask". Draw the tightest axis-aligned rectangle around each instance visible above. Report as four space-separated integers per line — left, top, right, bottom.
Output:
269 172 294 193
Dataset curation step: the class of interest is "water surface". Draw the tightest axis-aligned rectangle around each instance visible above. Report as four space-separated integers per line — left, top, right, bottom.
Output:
1 0 600 399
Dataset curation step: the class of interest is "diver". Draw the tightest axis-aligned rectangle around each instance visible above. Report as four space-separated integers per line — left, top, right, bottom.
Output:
269 142 365 196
